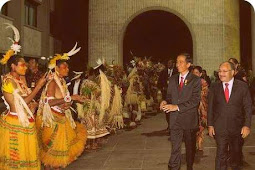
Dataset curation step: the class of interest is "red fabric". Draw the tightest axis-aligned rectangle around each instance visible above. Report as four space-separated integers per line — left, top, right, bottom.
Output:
224 83 229 103
179 77 184 91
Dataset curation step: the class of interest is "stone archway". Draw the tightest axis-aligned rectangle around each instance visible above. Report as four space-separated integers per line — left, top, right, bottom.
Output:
121 8 194 65
89 0 240 75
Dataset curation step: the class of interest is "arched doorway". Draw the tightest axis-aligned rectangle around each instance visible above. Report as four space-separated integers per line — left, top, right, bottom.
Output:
123 10 193 66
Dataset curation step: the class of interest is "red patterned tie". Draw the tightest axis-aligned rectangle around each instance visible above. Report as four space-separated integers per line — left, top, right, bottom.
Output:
179 77 184 91
224 83 229 103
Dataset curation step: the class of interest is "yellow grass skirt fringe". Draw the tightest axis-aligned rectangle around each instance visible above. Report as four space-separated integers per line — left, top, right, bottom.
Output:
0 114 41 170
37 110 87 168
125 93 138 105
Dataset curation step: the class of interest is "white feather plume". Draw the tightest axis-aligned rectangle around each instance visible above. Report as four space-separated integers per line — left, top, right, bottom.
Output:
67 42 81 57
8 37 14 44
5 23 20 43
96 58 103 65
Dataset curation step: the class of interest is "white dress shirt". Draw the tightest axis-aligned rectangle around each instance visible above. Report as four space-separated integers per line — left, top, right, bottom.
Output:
179 71 189 84
73 79 81 95
222 78 234 98
168 68 173 77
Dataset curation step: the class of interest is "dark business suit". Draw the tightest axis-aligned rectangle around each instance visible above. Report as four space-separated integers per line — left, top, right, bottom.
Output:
68 78 84 96
158 68 178 130
158 68 178 100
166 72 201 170
68 77 85 121
208 79 252 170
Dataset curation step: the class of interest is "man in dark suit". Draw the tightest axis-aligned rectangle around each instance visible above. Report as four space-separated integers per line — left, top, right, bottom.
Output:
160 53 201 170
68 71 86 121
208 62 252 170
68 71 85 96
158 59 178 131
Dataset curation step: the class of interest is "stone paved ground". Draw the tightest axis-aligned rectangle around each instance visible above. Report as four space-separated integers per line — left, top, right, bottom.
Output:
65 112 255 170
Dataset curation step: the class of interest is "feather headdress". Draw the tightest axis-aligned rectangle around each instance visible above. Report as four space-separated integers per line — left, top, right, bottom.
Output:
0 23 22 65
48 42 81 69
93 58 105 69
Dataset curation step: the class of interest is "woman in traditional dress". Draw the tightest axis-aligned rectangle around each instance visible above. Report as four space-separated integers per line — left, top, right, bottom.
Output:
36 43 87 169
77 67 110 149
0 24 46 170
192 66 209 151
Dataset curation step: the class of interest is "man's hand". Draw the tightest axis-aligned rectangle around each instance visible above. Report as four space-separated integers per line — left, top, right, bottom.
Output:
71 94 85 103
60 103 72 110
208 126 215 137
36 73 47 88
29 101 38 113
160 100 167 110
241 126 250 138
162 104 178 113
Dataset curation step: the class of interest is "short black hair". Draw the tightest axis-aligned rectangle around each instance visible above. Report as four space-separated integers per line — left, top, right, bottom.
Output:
87 67 94 76
179 53 192 64
7 55 24 69
56 59 68 67
228 58 239 65
26 57 39 63
193 66 202 73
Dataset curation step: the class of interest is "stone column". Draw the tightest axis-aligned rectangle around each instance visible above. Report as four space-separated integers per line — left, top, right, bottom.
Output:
223 0 240 62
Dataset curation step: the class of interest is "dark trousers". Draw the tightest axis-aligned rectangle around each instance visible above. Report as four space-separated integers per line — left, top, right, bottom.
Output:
215 131 242 170
165 112 170 129
168 129 197 170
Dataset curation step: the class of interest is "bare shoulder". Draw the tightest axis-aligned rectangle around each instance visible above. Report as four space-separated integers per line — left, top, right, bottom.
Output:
47 79 58 93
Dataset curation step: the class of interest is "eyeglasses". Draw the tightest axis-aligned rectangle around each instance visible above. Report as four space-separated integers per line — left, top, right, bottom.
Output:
218 70 232 73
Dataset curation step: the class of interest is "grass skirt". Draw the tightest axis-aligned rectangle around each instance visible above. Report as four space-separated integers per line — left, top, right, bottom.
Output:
0 114 41 170
37 110 87 168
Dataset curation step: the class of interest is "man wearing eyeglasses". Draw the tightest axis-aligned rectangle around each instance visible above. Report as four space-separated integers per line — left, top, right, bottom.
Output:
208 61 252 170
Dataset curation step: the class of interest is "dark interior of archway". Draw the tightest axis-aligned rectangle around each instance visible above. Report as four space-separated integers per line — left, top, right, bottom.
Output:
123 10 193 66
239 0 252 70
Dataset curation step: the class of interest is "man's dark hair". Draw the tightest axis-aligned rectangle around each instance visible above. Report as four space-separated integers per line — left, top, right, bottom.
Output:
167 59 174 64
194 66 202 73
87 67 94 76
56 59 67 67
179 53 192 64
7 55 24 69
228 58 239 65
26 57 39 63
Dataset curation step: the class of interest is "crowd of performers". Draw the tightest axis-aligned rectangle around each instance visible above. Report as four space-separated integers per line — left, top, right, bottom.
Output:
0 23 170 170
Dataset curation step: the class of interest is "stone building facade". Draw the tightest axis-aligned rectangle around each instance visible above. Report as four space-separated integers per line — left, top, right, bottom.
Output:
88 0 243 75
0 0 61 60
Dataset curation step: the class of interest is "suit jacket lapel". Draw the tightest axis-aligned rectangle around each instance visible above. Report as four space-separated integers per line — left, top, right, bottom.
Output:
228 79 237 103
219 82 227 104
175 74 179 88
179 72 192 96
175 74 180 98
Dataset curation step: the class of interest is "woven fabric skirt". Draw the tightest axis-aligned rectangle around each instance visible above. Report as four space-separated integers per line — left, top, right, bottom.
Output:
0 113 41 170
